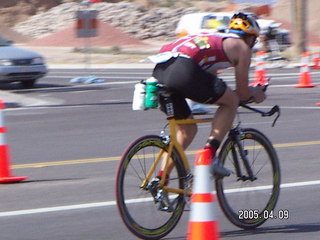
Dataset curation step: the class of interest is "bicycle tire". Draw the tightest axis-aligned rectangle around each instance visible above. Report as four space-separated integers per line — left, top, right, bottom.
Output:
215 128 281 229
115 135 187 240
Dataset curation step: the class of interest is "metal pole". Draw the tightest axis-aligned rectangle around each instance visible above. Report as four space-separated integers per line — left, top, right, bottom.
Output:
84 13 92 74
84 1 91 75
71 1 102 84
293 0 308 54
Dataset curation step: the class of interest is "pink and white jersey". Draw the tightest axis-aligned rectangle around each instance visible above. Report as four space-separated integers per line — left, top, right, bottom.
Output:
159 33 239 72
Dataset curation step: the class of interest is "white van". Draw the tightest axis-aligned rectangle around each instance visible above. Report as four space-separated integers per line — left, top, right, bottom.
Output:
175 12 235 38
175 12 291 52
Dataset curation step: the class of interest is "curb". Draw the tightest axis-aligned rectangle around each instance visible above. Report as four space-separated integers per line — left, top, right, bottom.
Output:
0 91 61 109
47 63 155 69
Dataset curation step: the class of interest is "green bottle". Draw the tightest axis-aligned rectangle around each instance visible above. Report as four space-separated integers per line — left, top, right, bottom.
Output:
145 77 158 109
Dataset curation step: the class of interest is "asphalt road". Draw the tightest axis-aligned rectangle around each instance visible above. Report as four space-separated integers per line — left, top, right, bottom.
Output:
0 66 319 240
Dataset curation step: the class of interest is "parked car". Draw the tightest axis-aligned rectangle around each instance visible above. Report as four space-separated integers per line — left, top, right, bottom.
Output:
0 36 47 88
175 12 291 52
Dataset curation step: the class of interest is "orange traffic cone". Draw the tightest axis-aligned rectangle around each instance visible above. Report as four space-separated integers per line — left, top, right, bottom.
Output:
311 44 320 69
187 148 220 240
312 55 320 69
295 52 317 88
251 51 268 86
0 100 27 183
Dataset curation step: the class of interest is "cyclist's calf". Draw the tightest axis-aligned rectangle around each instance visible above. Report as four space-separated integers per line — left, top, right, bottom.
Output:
210 88 239 143
176 118 197 150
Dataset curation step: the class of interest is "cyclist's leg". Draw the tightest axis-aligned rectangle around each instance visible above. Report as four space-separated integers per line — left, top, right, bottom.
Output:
209 87 239 143
158 114 196 182
161 89 238 177
176 114 197 149
181 68 238 158
153 57 199 179
202 88 238 177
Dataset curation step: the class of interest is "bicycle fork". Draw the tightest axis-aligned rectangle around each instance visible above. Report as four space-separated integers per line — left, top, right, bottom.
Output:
229 128 257 182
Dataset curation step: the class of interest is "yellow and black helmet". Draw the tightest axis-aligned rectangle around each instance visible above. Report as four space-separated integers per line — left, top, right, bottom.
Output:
228 13 260 37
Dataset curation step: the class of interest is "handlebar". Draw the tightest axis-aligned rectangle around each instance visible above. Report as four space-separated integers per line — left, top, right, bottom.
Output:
239 102 280 127
238 78 280 126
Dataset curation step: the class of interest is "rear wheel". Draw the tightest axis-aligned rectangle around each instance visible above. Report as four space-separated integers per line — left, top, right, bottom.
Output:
115 135 187 239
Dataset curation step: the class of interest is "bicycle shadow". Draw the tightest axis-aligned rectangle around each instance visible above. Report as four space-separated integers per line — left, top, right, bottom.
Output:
163 223 320 240
221 223 320 238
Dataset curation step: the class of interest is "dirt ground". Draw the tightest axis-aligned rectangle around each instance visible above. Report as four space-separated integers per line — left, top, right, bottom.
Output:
25 20 147 47
20 41 163 65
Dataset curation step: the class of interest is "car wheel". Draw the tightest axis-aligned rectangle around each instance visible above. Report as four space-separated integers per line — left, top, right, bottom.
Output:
21 79 36 88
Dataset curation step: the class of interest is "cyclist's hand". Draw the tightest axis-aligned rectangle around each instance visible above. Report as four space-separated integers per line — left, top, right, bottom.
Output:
249 85 267 103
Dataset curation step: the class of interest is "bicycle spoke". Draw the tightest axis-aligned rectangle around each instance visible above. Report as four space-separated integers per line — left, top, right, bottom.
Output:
129 155 146 183
247 143 269 177
216 129 280 229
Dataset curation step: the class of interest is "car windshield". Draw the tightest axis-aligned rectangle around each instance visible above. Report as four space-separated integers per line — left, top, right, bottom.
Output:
201 15 230 30
0 36 11 46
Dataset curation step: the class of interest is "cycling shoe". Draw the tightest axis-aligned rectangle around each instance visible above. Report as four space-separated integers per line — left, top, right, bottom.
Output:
212 158 232 178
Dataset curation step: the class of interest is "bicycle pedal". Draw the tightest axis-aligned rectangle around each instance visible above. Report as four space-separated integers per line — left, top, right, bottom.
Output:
157 198 174 212
158 204 173 212
155 189 172 212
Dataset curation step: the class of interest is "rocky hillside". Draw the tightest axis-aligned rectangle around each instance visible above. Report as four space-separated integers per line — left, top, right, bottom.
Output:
2 0 320 44
13 2 204 41
0 0 58 27
0 0 227 28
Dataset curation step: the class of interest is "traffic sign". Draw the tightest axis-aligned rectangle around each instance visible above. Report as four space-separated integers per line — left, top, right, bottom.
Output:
76 10 98 38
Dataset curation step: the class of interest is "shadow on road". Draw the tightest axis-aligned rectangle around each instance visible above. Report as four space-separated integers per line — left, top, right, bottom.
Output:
160 223 320 240
221 223 320 237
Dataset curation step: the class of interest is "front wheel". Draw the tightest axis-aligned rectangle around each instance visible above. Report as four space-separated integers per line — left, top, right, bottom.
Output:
115 135 187 240
215 128 281 229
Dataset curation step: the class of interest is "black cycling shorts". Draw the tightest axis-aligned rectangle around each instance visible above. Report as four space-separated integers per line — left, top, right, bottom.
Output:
152 56 227 119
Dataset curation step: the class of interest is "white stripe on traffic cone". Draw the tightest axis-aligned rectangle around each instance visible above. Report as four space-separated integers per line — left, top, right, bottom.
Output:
187 148 220 240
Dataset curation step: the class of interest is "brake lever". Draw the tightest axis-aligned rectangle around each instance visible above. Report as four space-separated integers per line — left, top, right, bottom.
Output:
239 104 281 127
261 105 280 127
269 105 280 127
261 105 279 117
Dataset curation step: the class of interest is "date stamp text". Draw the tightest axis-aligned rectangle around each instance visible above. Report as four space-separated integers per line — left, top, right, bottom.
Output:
238 209 289 220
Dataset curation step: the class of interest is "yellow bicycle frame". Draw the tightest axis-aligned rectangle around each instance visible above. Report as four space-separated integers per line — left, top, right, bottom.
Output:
140 115 212 195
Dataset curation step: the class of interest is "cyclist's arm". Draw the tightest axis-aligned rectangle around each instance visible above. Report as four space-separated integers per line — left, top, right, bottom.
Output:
223 38 252 101
223 38 266 103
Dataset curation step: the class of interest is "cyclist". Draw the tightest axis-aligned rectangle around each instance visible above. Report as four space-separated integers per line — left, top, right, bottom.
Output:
151 12 266 178
261 25 278 53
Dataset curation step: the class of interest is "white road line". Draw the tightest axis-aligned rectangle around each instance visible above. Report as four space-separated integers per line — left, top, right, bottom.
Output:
0 179 319 218
0 202 116 217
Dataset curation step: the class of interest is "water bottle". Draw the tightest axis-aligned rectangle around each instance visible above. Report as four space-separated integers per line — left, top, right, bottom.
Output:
132 82 146 110
145 77 158 109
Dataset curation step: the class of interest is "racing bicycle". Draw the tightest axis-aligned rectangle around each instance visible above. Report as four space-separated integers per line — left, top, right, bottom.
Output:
115 86 281 239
